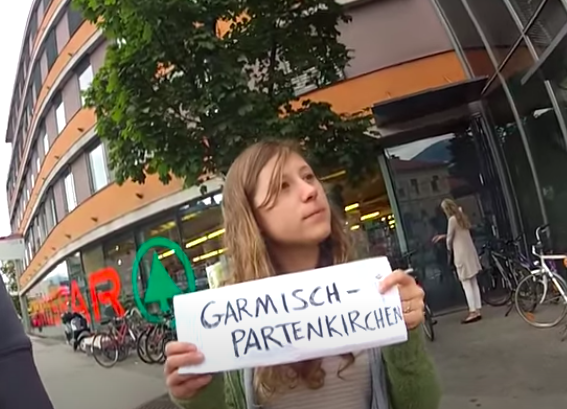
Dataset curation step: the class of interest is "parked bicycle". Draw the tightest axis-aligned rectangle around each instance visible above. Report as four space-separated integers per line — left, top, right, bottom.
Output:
136 312 176 364
514 224 567 328
92 308 145 368
478 236 532 311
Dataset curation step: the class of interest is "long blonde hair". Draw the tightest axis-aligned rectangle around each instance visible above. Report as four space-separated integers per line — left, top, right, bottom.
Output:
222 140 353 402
441 198 471 229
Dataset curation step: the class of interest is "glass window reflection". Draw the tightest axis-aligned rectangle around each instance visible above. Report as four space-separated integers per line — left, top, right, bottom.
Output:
385 126 501 310
436 0 496 77
25 261 70 338
526 0 567 56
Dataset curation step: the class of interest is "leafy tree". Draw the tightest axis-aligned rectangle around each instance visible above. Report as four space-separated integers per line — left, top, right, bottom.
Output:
73 0 380 187
1 261 21 315
144 254 182 313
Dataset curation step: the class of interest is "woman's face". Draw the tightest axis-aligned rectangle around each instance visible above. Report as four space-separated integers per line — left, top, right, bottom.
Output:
253 152 331 247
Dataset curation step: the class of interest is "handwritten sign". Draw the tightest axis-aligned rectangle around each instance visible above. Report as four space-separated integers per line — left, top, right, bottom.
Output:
174 257 408 374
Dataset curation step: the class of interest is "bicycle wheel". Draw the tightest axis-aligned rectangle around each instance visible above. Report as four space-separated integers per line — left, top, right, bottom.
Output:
146 326 167 363
479 268 511 306
515 271 567 328
136 328 154 364
422 305 435 342
157 331 176 364
92 333 119 368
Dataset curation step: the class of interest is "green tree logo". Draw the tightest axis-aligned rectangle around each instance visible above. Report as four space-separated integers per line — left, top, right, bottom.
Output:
143 253 183 313
132 237 195 323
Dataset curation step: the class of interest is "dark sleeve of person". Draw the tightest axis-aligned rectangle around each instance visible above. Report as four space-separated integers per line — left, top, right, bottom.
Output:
0 283 54 409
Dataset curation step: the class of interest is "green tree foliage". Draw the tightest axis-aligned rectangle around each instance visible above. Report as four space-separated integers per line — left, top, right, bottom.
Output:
143 254 182 312
73 0 380 187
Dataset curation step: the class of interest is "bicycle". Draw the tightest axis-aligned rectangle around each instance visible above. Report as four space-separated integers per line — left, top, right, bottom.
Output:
401 250 436 342
478 237 532 312
136 312 176 364
514 224 567 328
92 309 140 368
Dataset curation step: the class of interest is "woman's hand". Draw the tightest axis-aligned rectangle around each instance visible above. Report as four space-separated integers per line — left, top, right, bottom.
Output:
431 234 446 244
164 342 212 400
379 270 425 330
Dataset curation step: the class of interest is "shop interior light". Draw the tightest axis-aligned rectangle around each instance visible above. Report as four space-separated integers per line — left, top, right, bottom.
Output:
193 248 226 263
360 211 380 221
350 224 360 230
320 170 346 182
344 203 360 212
185 228 225 249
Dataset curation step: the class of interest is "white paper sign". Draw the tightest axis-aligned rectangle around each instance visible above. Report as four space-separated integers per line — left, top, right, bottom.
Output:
174 257 408 374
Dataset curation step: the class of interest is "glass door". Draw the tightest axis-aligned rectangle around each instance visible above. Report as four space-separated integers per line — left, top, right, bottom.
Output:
382 120 510 311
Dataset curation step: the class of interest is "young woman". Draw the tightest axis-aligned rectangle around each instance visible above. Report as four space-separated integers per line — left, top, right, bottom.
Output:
165 140 441 409
433 199 482 324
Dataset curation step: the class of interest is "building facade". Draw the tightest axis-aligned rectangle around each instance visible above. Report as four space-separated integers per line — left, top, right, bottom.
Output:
6 0 566 338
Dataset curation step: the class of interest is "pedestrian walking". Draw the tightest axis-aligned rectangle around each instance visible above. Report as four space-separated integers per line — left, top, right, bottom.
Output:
164 140 441 409
433 199 483 324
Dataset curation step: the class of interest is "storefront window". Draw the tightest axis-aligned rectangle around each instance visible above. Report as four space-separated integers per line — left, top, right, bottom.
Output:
25 261 70 339
66 252 93 323
484 77 545 240
385 128 498 311
103 233 137 313
137 216 186 306
436 0 496 77
321 170 399 261
178 192 225 291
463 0 521 64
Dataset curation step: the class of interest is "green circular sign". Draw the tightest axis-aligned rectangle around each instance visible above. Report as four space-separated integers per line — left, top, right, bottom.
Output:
131 237 196 324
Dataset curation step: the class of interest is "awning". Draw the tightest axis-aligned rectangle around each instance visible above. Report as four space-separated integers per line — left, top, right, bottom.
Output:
371 77 488 127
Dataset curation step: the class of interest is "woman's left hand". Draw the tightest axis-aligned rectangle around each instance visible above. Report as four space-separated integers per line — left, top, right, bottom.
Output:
379 269 425 330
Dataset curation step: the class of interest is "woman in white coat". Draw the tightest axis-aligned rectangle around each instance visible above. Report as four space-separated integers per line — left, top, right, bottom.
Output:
433 199 483 323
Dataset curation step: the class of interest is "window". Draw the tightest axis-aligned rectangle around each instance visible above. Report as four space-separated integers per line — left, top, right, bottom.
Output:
431 175 439 192
32 65 42 102
38 207 47 242
78 62 94 106
410 179 419 195
31 169 35 189
88 143 109 192
43 0 53 9
29 8 38 38
64 172 77 212
36 155 41 175
43 131 50 154
67 6 85 36
44 30 58 69
55 96 66 134
46 188 58 230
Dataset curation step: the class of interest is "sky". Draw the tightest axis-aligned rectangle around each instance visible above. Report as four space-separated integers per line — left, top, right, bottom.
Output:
0 0 34 238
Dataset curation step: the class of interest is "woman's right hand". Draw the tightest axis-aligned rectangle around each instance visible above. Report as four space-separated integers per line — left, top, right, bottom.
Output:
165 342 212 400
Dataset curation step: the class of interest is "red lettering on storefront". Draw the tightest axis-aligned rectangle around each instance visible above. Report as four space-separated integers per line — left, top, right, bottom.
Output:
70 281 90 321
29 267 126 328
88 267 125 322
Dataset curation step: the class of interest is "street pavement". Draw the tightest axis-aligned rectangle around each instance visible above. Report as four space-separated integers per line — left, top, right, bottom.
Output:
430 306 567 408
31 306 567 409
31 337 171 409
